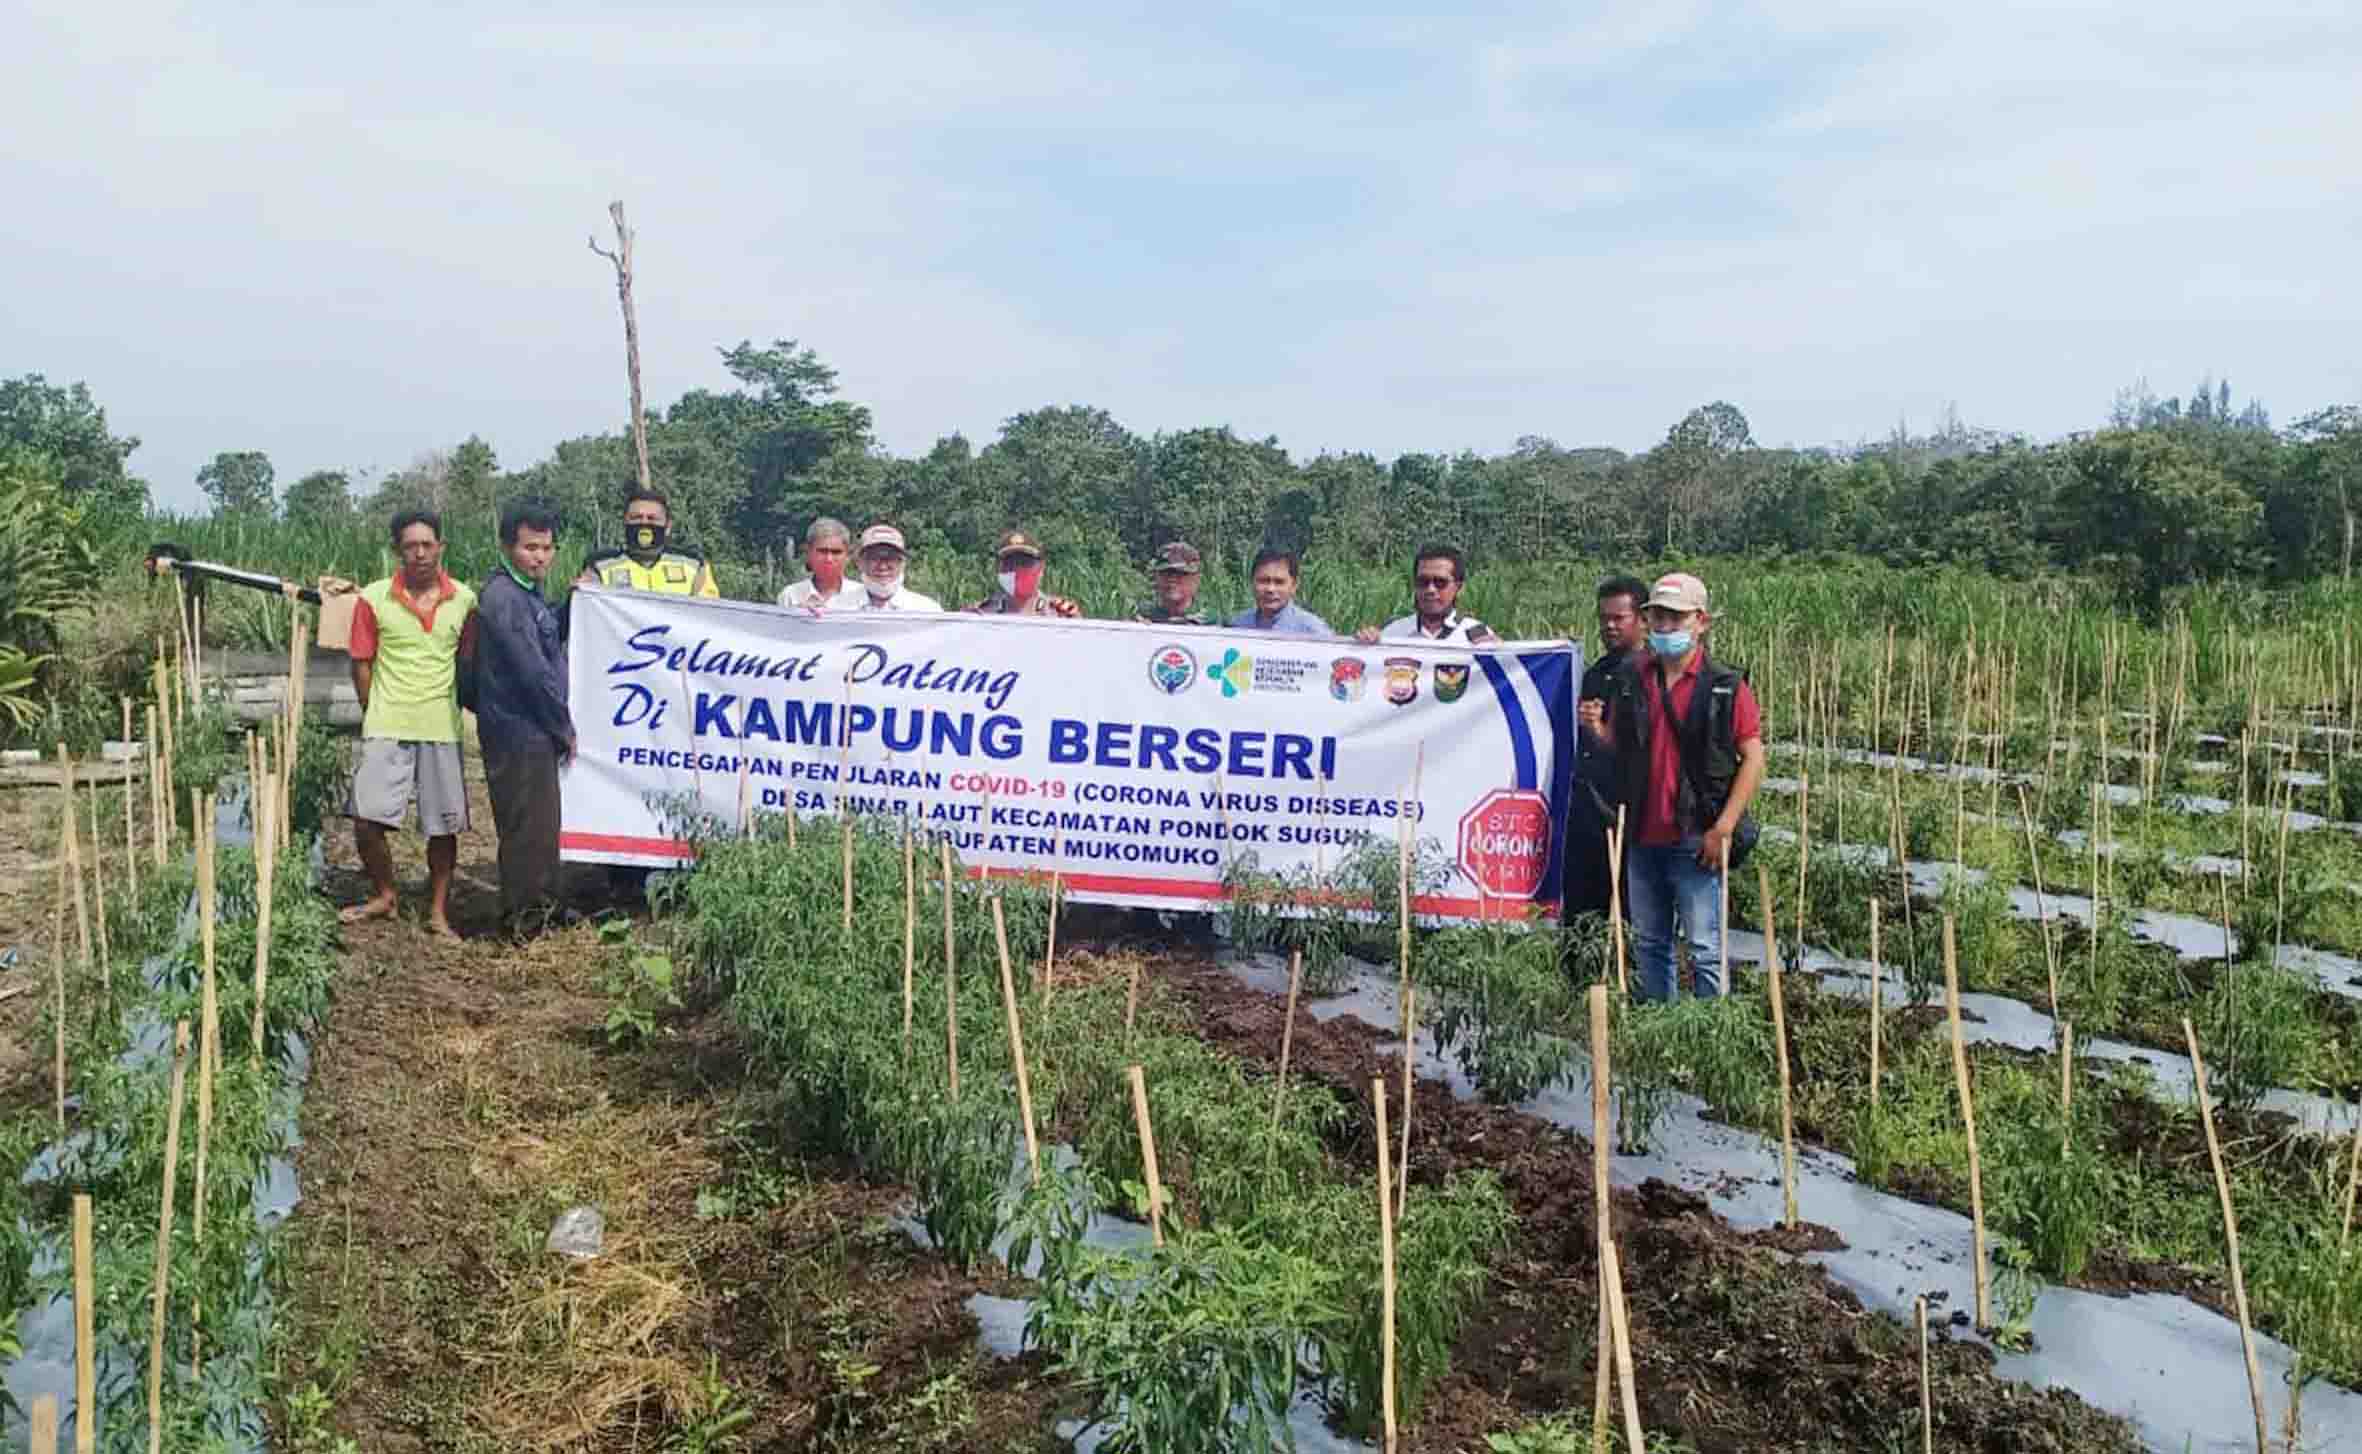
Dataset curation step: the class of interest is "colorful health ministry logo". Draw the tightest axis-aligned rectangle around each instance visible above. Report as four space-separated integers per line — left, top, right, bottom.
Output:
1207 648 1254 698
1147 644 1198 695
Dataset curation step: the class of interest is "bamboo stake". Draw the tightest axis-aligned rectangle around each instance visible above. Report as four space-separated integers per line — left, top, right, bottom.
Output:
193 798 219 1371
1794 771 1810 953
1129 1064 1167 1246
2272 787 2293 968
2087 781 2103 993
1268 949 1304 1170
171 575 193 704
1601 1237 1646 1454
940 840 958 1100
1756 860 1799 1228
1869 897 1884 1107
901 821 915 1061
74 1192 95 1454
146 699 164 868
31 1394 59 1454
1122 955 1144 1047
1372 1076 1399 1454
2184 1016 2271 1454
52 866 66 1131
250 782 277 1067
840 791 854 935
1043 826 1063 999
2060 1020 2075 1145
2240 720 2255 889
1589 985 1614 1449
122 697 138 897
1396 765 1414 1009
1916 1295 1933 1454
1941 917 1992 1329
58 747 90 963
148 1021 192 1454
197 793 218 1088
990 897 1041 1183
285 610 308 850
2014 783 2060 1019
2342 1106 2361 1247
978 785 993 883
1396 985 1416 1223
86 771 110 975
1609 805 1628 995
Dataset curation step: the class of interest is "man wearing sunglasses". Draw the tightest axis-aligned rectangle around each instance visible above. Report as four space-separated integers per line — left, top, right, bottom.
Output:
1353 544 1498 645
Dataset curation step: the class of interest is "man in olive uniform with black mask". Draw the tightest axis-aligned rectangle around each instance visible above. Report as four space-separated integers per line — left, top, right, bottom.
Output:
574 486 717 905
575 487 719 598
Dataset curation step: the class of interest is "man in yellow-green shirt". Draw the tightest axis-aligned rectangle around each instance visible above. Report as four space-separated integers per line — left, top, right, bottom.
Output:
342 508 477 937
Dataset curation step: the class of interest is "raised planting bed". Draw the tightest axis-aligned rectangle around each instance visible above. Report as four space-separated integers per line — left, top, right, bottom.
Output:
664 818 2155 1451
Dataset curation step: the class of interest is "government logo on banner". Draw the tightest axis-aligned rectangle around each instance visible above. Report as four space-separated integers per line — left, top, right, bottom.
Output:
1147 643 1198 695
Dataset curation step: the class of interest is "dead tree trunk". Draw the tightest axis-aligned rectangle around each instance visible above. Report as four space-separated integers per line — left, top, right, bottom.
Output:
589 201 653 496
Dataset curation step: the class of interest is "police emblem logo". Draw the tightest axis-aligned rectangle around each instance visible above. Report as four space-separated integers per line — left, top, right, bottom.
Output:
1147 643 1198 696
1383 657 1420 706
1330 657 1366 702
1434 662 1470 703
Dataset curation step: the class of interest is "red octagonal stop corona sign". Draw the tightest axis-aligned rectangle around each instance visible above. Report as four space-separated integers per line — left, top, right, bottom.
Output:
1458 788 1552 899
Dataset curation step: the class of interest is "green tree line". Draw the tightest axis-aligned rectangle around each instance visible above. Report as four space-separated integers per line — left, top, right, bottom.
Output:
6 356 2360 635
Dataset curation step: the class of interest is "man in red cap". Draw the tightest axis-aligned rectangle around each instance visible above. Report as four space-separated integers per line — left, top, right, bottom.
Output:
1578 571 1764 1000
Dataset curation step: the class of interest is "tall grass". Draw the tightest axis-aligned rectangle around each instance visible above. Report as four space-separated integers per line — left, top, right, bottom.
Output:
37 507 2362 768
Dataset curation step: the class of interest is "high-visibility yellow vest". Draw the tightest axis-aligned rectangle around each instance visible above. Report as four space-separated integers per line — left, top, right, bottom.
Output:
583 549 718 597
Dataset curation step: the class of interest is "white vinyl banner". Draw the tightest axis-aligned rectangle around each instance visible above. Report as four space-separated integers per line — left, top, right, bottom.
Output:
560 589 1580 918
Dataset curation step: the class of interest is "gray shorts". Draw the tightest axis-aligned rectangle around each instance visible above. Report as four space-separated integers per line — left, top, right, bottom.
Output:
346 738 470 836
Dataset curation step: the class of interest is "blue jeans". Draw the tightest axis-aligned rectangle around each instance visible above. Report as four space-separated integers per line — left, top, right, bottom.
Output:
1626 841 1725 1001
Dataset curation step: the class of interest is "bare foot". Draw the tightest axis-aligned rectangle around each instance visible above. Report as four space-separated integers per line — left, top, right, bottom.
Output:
340 895 397 925
426 916 462 941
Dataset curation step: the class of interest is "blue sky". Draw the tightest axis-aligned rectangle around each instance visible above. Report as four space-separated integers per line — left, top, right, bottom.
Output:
5 0 2358 510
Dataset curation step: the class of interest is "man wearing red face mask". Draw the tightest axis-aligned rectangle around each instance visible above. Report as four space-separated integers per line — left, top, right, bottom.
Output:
966 528 1082 617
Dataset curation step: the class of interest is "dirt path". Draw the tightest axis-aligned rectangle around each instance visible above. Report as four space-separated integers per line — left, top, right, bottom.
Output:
269 788 1066 1453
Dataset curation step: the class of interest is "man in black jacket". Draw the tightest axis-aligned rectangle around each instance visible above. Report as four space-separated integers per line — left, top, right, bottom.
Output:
465 500 575 937
1564 574 1649 922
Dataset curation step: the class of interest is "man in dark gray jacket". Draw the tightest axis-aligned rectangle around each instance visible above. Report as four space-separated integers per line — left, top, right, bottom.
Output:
464 500 575 936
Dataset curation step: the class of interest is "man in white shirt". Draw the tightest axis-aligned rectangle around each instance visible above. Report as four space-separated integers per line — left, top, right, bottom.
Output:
851 523 942 610
777 517 866 611
1354 544 1499 644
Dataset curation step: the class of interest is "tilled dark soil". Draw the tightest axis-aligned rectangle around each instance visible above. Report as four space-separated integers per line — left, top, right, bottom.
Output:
1157 957 2143 1453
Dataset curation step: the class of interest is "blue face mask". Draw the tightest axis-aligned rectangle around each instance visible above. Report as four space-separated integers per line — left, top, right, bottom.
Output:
1648 629 1694 658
